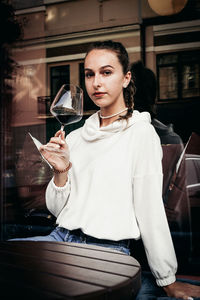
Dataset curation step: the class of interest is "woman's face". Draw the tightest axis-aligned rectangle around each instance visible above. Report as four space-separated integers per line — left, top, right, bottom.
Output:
84 49 131 111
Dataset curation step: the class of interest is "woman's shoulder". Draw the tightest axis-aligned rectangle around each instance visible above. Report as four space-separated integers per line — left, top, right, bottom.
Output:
129 110 156 135
128 112 161 149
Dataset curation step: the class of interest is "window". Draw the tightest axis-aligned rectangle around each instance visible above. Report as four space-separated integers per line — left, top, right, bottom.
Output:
157 51 200 102
50 65 70 98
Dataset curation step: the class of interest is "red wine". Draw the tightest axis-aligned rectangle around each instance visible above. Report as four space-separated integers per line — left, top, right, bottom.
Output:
51 107 82 125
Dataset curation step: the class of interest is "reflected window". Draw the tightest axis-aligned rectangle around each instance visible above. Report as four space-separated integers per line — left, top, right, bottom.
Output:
50 65 70 98
157 51 200 102
159 66 178 99
182 64 199 98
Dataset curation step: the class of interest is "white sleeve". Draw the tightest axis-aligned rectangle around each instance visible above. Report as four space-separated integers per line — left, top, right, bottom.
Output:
133 125 177 286
45 176 71 218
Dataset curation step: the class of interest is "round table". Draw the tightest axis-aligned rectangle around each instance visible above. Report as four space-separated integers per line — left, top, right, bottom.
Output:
0 241 141 299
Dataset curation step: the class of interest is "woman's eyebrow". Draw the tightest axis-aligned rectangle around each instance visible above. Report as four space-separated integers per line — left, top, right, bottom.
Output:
100 65 114 69
84 68 93 72
84 65 114 72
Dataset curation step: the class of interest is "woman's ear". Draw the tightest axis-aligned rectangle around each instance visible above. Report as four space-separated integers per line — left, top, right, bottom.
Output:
123 71 131 88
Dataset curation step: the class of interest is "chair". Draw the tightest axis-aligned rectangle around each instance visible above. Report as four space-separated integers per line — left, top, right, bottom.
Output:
184 133 200 270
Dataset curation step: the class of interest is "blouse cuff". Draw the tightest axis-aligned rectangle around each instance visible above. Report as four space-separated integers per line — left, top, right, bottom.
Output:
156 274 176 287
51 176 70 191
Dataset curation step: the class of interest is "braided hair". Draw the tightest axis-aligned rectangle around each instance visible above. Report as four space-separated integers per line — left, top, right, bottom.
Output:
85 40 135 120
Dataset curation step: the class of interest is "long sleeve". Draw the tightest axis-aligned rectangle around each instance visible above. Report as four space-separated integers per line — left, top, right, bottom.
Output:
45 177 71 218
133 125 177 286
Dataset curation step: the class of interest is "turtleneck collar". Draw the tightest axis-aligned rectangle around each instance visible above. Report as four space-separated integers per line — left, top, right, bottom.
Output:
81 110 151 142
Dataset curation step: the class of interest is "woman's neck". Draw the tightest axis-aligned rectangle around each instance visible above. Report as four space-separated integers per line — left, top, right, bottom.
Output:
99 106 128 127
100 116 119 127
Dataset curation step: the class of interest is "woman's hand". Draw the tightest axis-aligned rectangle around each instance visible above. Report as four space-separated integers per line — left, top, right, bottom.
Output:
40 130 70 174
163 281 200 299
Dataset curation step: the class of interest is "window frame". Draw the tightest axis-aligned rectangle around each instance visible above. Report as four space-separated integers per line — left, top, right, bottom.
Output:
49 64 70 99
157 50 200 103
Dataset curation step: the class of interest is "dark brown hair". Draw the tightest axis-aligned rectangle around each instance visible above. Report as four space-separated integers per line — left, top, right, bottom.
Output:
85 40 135 120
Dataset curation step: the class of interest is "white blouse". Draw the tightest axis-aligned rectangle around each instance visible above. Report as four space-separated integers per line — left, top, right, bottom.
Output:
46 110 177 287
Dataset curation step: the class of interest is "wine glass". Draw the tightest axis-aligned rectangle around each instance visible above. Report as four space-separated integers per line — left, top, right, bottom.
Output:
50 84 83 131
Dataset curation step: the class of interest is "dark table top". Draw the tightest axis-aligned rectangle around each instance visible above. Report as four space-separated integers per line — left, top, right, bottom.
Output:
0 241 141 300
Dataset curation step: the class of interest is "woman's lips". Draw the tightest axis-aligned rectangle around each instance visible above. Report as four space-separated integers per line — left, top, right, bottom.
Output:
93 92 106 97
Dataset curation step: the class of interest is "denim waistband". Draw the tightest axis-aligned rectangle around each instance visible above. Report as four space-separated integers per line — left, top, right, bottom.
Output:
59 227 130 249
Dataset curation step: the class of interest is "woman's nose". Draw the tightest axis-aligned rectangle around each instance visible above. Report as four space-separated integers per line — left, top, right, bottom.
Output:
93 74 102 88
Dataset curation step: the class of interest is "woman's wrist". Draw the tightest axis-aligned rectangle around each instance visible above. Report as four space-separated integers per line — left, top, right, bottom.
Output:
53 162 72 187
53 162 72 174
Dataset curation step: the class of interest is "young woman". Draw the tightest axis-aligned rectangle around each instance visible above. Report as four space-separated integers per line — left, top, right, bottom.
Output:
14 40 200 299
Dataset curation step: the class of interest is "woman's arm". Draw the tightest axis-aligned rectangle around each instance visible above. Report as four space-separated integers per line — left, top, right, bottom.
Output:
133 125 200 298
133 125 177 283
40 130 71 216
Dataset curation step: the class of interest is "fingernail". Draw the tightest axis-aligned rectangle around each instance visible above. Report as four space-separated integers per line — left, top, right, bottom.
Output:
60 140 65 144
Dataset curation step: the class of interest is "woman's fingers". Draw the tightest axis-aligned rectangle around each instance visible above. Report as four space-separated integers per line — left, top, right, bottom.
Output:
39 130 70 171
55 129 65 139
40 145 60 152
47 142 60 149
39 146 70 170
49 137 65 145
40 144 69 155
48 131 68 149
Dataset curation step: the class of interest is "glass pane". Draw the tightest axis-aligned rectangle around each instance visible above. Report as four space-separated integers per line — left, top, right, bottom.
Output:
51 68 60 76
61 68 69 76
181 52 200 63
158 54 178 65
52 78 60 97
182 64 200 98
159 66 178 99
50 65 70 98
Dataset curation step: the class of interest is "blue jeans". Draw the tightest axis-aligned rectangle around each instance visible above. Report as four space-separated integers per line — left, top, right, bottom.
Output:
10 226 131 255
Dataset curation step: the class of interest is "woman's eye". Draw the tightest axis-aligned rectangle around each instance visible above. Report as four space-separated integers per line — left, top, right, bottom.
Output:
85 72 93 79
103 70 112 76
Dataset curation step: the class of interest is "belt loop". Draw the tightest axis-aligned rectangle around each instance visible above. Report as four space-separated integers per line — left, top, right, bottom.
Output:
65 229 70 241
80 230 86 243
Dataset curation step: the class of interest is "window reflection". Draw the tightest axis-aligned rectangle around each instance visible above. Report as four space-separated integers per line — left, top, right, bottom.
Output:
157 51 200 102
182 64 200 98
159 66 178 99
50 65 70 98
